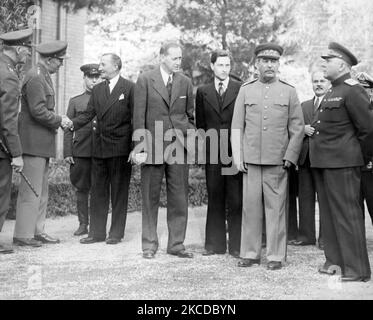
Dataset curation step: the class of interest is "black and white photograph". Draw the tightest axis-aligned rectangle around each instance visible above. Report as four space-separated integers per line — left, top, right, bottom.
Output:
0 0 373 305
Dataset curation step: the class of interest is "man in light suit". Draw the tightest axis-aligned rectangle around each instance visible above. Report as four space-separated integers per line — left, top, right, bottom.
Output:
290 70 330 248
14 41 71 247
132 42 195 259
195 50 242 258
231 43 304 270
71 53 134 245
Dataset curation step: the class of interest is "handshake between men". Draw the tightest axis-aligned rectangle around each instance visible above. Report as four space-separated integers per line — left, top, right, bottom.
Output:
61 115 73 130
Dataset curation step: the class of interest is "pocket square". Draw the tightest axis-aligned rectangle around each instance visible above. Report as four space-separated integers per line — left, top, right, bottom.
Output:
179 96 187 99
119 94 125 100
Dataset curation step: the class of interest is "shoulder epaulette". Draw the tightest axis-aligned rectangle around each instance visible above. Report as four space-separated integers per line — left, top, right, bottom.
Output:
344 78 359 86
279 79 294 88
241 79 258 87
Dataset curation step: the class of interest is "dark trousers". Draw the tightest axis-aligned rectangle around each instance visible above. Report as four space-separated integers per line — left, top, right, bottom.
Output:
0 158 12 232
298 164 322 243
313 167 371 278
205 164 242 253
287 166 298 240
361 170 373 225
141 164 189 254
89 157 131 240
70 157 92 226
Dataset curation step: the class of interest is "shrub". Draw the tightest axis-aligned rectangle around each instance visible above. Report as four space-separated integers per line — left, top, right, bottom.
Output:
8 160 207 219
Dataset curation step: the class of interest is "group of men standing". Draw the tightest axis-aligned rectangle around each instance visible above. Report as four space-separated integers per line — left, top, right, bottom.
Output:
0 26 372 282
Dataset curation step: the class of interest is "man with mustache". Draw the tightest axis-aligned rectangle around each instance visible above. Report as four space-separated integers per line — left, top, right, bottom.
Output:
231 43 304 270
289 70 330 249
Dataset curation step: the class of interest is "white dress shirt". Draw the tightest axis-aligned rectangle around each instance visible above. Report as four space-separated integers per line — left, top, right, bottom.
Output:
160 65 173 87
108 73 120 93
214 77 230 94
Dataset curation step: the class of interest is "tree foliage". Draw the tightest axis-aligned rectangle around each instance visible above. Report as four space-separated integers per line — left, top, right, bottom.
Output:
0 0 35 33
167 0 296 81
52 0 116 13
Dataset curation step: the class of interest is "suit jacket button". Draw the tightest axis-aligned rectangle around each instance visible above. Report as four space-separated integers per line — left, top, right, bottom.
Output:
263 127 267 131
316 131 320 135
317 120 321 124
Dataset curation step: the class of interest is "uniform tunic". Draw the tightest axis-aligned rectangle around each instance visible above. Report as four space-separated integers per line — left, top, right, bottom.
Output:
231 78 304 262
310 73 372 279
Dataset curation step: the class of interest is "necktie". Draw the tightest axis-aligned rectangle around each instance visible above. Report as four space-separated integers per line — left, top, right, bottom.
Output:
105 80 111 97
314 96 321 112
166 75 172 99
218 82 224 97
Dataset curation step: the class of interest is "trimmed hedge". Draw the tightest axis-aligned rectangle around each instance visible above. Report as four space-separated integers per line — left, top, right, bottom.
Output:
7 160 208 219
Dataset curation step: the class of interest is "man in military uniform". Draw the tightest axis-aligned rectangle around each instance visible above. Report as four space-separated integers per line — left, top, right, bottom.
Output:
0 28 33 254
14 41 71 247
312 42 372 282
231 43 304 270
64 64 100 236
356 72 373 225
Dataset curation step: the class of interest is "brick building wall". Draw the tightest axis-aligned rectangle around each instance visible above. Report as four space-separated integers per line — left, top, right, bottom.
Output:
38 0 87 158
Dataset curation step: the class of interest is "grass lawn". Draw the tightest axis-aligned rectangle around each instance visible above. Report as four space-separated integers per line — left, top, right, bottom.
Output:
0 206 372 300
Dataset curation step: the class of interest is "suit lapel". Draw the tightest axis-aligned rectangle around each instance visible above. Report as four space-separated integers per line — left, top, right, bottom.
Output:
222 79 237 110
101 77 126 117
170 72 183 108
151 69 170 106
205 83 221 117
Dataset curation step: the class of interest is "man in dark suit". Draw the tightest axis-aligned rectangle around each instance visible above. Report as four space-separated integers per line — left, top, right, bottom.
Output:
0 28 32 254
14 41 71 247
289 70 330 248
71 53 134 245
132 42 195 259
311 42 372 282
356 72 373 225
63 64 100 236
195 50 242 258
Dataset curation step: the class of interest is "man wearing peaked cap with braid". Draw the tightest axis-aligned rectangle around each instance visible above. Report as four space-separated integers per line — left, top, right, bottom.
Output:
14 40 71 247
231 43 304 270
64 64 101 236
0 28 33 254
311 42 372 281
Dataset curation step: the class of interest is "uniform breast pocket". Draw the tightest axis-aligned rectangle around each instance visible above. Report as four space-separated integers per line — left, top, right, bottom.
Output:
323 101 346 122
272 99 289 112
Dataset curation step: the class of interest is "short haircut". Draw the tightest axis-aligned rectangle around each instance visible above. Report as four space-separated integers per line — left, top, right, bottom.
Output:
102 53 122 70
160 42 182 56
211 49 231 64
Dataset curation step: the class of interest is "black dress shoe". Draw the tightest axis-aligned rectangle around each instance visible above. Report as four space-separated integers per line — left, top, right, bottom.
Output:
34 233 60 244
106 238 121 245
318 241 324 250
341 275 371 282
170 250 193 258
13 237 42 247
202 250 216 256
0 244 14 254
267 261 282 270
74 224 88 236
80 237 105 244
143 251 155 259
237 258 260 267
292 240 316 246
318 264 337 275
229 251 240 258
